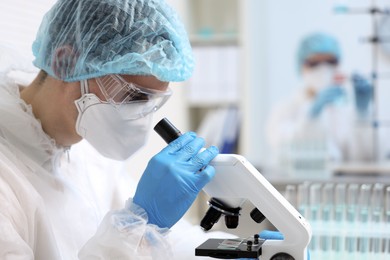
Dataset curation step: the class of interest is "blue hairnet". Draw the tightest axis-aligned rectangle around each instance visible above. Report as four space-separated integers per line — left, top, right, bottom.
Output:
297 32 341 70
32 0 194 82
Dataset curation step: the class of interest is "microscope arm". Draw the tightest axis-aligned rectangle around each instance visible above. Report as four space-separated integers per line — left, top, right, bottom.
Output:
203 154 312 260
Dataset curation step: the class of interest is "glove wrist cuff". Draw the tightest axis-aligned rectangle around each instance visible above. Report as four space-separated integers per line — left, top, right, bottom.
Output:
125 198 170 236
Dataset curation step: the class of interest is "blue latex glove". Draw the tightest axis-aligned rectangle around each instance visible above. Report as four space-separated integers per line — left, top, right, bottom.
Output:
240 230 310 260
259 230 285 240
351 73 372 116
309 86 346 118
133 132 218 229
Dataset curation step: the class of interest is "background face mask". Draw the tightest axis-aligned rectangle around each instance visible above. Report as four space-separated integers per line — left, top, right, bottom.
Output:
302 64 336 90
75 93 153 160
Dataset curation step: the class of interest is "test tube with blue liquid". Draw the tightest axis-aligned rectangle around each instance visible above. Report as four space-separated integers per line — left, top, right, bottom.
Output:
309 183 322 251
371 183 384 256
346 184 359 254
320 183 334 253
285 185 297 209
334 183 346 254
358 184 372 255
298 182 310 217
385 187 390 255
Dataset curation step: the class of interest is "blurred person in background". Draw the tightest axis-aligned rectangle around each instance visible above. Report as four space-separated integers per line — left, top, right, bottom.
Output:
267 32 374 175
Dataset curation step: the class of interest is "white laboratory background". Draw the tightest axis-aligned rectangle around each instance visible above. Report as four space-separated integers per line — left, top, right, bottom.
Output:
2 0 390 170
175 0 390 172
1 0 390 255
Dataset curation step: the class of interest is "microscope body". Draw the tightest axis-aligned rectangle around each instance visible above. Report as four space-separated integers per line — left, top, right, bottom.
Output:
153 118 311 260
202 154 312 260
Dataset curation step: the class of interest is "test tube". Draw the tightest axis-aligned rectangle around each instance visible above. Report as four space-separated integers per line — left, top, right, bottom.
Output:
322 183 334 221
334 183 347 253
385 187 390 255
347 184 359 222
371 183 384 255
371 183 384 221
358 184 371 222
386 187 390 223
298 182 310 218
358 184 372 254
309 183 322 251
335 183 347 221
285 185 297 209
321 183 334 252
309 183 322 221
346 184 359 253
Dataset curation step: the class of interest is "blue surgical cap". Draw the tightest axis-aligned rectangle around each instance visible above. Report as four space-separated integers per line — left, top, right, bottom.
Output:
32 0 194 82
297 32 341 70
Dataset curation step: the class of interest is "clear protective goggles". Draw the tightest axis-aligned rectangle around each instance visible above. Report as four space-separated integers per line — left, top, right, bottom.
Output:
95 75 172 120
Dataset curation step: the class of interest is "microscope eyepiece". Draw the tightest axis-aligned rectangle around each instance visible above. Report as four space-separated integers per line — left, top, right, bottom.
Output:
154 117 182 144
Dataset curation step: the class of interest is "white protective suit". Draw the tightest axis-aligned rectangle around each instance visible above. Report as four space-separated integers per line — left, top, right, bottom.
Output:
266 87 375 169
0 70 234 259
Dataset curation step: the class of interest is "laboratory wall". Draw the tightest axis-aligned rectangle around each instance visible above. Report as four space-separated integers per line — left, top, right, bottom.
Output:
0 0 56 60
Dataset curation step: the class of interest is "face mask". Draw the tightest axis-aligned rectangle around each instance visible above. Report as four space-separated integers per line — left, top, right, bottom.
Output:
302 64 336 90
74 81 153 160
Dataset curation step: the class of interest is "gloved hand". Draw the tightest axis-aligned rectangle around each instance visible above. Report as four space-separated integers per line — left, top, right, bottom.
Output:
241 230 310 260
133 132 218 229
309 86 346 118
351 73 372 116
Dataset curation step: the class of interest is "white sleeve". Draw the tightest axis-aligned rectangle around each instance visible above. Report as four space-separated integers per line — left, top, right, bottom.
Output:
78 199 173 260
266 92 311 151
0 156 62 260
0 212 34 260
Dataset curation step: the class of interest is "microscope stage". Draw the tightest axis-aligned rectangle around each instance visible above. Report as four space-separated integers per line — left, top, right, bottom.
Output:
195 238 265 259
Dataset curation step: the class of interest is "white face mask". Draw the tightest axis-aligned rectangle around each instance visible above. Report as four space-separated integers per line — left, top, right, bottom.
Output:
302 64 336 90
74 81 153 161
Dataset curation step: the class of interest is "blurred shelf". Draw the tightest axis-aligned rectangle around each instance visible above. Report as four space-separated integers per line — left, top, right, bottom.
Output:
187 99 238 107
189 34 239 46
332 162 390 175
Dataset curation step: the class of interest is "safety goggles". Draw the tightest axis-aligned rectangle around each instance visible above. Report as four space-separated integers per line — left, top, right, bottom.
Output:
96 75 172 119
304 58 338 68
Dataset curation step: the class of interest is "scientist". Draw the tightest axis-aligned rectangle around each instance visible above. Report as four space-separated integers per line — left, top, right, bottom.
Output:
267 32 373 171
0 0 280 259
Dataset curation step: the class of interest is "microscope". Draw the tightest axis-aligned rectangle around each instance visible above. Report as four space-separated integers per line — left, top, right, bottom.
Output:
155 118 312 260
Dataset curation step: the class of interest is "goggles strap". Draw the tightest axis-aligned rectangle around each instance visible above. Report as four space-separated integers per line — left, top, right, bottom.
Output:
80 80 89 95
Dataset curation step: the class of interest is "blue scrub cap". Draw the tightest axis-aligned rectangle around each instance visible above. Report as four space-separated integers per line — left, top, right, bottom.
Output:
32 0 194 82
297 32 341 71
